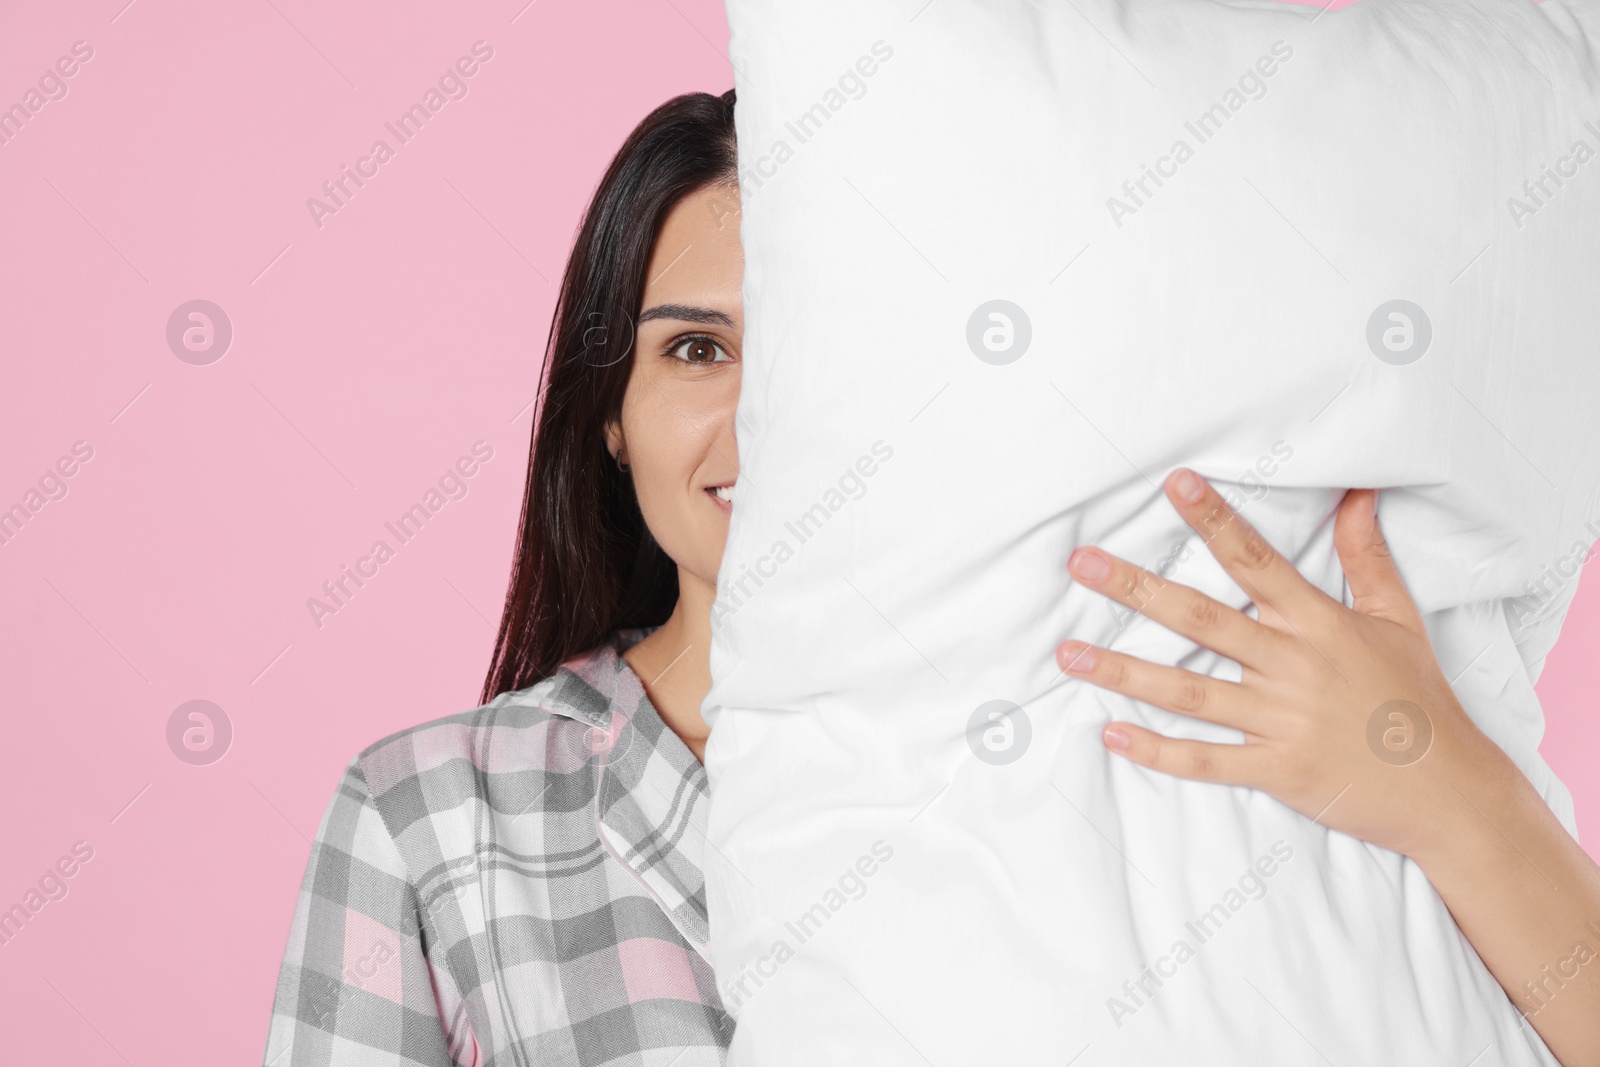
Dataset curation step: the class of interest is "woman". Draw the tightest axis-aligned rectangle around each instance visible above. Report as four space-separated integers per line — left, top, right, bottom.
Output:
262 88 1600 1066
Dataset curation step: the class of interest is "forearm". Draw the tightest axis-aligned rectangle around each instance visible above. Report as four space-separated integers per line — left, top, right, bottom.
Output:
1410 740 1600 1067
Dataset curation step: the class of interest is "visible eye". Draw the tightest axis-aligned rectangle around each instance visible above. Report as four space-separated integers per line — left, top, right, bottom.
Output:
664 334 732 365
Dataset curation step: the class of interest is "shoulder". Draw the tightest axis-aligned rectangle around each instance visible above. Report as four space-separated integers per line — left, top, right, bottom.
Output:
341 634 647 830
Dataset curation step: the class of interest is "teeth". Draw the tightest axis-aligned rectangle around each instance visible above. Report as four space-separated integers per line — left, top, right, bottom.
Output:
713 485 734 502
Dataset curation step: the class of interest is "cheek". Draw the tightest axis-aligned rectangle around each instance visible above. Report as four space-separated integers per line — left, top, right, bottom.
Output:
630 455 726 586
624 396 716 553
652 371 739 429
617 365 739 583
625 373 738 481
626 391 706 492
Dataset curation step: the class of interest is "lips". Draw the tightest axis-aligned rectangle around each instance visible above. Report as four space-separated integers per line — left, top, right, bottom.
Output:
705 483 735 512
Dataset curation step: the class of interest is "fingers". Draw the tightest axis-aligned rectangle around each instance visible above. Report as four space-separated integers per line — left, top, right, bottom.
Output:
1057 640 1267 734
1333 489 1425 635
1067 544 1285 671
1163 468 1328 623
1099 720 1268 788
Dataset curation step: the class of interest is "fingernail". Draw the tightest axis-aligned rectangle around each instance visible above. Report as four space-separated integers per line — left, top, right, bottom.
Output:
1173 469 1204 504
1059 641 1098 674
1070 548 1111 583
1103 726 1131 751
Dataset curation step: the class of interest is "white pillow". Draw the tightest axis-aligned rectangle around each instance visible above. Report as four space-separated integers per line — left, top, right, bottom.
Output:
706 1 1600 1063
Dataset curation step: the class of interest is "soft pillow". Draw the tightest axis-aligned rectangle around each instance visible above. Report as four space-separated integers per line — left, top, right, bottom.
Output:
705 1 1600 1062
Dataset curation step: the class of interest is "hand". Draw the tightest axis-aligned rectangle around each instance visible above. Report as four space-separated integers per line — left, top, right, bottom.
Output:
1056 469 1517 862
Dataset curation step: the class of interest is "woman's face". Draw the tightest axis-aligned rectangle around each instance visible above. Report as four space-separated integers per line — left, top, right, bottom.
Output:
605 181 743 591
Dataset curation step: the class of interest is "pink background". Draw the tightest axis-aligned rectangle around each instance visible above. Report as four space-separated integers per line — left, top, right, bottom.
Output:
0 1 1591 1064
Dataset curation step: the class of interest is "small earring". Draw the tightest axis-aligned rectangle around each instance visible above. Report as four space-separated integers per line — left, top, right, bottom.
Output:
614 447 629 472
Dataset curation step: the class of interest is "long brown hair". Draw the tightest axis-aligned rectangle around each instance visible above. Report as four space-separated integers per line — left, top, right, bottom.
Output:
480 89 738 703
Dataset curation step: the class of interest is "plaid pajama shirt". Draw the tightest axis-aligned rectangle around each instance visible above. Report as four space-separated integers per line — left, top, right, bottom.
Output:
263 629 734 1066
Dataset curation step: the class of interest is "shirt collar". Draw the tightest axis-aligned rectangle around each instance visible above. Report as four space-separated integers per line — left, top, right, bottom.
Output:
539 631 713 954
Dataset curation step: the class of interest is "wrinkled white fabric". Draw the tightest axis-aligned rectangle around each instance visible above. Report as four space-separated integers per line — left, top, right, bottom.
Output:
704 1 1600 1062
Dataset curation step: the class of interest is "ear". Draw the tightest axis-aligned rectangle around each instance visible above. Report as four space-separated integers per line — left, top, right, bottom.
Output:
602 418 622 461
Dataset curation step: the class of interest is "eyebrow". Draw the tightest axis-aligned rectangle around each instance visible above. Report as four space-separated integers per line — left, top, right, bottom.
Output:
636 303 735 328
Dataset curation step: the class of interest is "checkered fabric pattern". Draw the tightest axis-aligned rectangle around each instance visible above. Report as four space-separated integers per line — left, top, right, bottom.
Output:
262 629 734 1066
